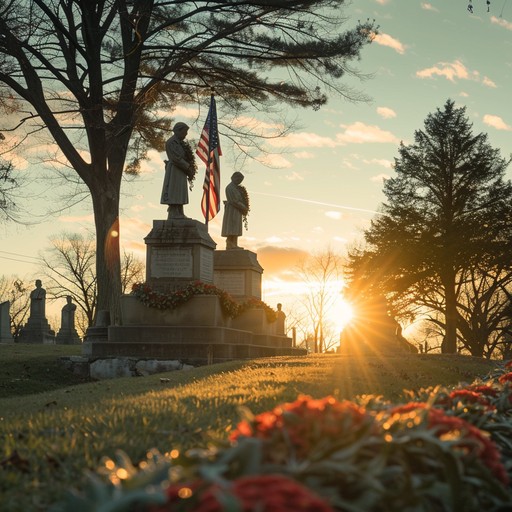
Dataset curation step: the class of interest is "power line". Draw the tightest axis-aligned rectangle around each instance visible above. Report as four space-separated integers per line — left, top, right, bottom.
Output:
0 250 41 261
0 250 42 265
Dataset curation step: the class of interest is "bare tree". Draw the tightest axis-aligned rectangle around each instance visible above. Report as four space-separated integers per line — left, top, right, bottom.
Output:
0 132 22 222
39 232 144 334
40 233 97 332
120 250 145 294
0 0 376 321
0 275 30 339
295 248 343 353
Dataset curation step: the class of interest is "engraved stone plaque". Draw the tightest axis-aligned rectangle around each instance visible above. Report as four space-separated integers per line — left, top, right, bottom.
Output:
199 246 214 283
151 247 193 278
214 270 246 295
251 272 261 299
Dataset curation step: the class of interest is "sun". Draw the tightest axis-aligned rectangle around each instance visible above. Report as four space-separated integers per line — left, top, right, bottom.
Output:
330 297 355 333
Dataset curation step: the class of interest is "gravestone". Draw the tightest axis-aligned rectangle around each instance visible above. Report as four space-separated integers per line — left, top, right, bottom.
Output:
0 301 13 343
56 296 81 345
18 280 55 344
276 303 286 335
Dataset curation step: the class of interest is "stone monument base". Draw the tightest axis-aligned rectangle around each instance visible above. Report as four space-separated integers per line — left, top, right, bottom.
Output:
56 330 81 345
18 327 55 344
83 294 306 364
85 326 301 365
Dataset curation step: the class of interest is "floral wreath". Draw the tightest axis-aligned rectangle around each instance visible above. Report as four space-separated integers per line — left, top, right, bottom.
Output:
132 281 277 322
181 140 198 190
238 184 250 230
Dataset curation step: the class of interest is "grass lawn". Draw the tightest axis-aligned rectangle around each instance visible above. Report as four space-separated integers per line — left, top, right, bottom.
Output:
0 344 502 512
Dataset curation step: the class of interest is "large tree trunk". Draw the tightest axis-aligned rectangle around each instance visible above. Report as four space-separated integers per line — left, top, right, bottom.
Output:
442 268 458 354
90 179 122 325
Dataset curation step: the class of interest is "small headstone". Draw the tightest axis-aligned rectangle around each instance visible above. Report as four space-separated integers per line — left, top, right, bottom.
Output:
276 303 286 335
56 296 81 345
18 280 55 344
0 301 14 343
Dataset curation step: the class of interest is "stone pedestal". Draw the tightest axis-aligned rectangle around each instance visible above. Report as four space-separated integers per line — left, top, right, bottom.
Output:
145 218 216 293
56 328 81 345
0 301 13 343
213 250 263 300
18 318 55 344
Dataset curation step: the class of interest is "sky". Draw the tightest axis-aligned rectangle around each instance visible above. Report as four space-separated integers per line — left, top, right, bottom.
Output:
1 0 511 330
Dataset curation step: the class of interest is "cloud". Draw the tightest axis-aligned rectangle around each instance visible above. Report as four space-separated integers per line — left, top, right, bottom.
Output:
483 114 512 131
459 91 470 97
268 132 337 148
364 158 394 168
325 211 342 220
256 153 292 168
375 0 390 4
373 33 406 54
337 122 399 144
58 214 95 223
416 59 497 88
482 76 497 88
171 105 199 119
232 116 284 134
491 16 512 30
371 173 391 182
377 106 397 119
123 240 146 255
417 60 471 82
421 3 439 12
285 171 305 181
257 246 309 276
293 151 315 159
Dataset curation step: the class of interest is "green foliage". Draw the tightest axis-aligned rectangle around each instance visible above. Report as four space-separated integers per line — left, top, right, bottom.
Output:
50 363 512 512
0 348 501 511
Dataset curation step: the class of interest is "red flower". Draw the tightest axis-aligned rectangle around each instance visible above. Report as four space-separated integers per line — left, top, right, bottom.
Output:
389 403 508 486
158 475 334 512
498 372 512 384
230 395 375 462
390 402 427 415
464 384 499 398
445 389 494 409
504 361 512 370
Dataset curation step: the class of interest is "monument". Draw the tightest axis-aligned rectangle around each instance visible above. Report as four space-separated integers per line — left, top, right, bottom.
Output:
18 280 55 344
0 301 13 343
56 296 81 345
84 123 305 363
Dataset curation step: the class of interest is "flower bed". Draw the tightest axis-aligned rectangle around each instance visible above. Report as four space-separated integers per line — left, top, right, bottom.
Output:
54 362 512 511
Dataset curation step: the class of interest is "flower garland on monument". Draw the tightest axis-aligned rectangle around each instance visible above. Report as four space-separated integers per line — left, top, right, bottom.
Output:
131 281 277 322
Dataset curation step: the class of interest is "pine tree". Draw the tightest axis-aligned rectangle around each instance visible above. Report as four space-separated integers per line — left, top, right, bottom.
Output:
346 100 512 354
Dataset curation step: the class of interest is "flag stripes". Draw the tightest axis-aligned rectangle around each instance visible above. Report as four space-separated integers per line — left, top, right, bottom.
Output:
196 96 222 223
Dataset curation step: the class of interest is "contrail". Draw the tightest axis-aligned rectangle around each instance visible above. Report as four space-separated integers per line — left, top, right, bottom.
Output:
252 191 385 216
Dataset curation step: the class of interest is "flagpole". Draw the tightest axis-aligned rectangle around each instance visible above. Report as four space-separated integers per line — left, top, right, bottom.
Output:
204 92 214 227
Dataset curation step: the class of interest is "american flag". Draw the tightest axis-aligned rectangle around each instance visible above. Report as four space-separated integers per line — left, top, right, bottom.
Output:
196 96 222 223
